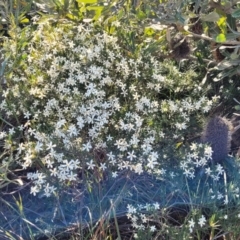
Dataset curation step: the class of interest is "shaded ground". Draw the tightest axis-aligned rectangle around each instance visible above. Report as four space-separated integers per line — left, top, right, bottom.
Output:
1 162 239 240
0 169 189 239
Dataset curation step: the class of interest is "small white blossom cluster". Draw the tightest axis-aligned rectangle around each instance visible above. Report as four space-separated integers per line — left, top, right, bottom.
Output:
180 143 225 181
188 215 207 233
0 18 217 196
208 188 227 202
126 203 160 237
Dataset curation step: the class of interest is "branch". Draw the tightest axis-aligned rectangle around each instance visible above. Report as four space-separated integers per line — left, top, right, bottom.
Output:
187 31 240 45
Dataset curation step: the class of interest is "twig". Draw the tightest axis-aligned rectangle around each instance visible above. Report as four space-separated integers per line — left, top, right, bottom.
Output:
187 31 240 45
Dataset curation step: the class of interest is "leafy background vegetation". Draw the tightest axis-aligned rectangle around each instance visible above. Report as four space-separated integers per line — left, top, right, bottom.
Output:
1 0 240 239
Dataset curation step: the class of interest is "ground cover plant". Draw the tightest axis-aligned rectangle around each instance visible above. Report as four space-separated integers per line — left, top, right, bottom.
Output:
1 0 240 239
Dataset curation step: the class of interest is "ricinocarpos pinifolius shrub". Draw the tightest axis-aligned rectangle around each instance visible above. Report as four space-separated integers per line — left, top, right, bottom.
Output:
0 17 219 197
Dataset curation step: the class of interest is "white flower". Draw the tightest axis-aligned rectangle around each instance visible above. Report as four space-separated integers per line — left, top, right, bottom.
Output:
127 151 136 161
114 138 128 151
58 170 68 181
62 159 74 171
140 214 147 223
87 160 95 170
147 157 158 169
204 146 213 158
133 233 138 239
46 141 56 151
199 157 207 166
153 202 160 210
71 159 80 169
133 163 143 174
0 131 7 139
30 185 40 196
175 122 187 130
184 168 194 178
217 192 224 200
107 151 115 161
9 128 15 135
23 153 33 168
82 141 92 152
216 164 224 175
203 105 211 112
188 218 195 228
127 204 136 214
35 172 46 185
130 135 140 145
223 198 228 205
56 119 66 128
76 116 84 129
149 151 158 160
100 163 107 171
138 224 145 230
159 131 165 138
68 171 77 181
190 143 197 151
180 161 188 170
44 183 53 197
50 168 58 177
205 167 212 175
67 124 78 137
150 225 156 232
24 111 31 119
106 135 113 141
198 215 206 227
17 143 25 153
188 218 195 233
112 171 118 178
135 116 143 127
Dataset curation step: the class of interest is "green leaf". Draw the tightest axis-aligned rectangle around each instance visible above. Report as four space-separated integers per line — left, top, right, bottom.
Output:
86 6 103 11
215 60 232 70
66 13 78 20
230 52 239 60
20 18 29 23
232 8 240 18
117 9 124 19
136 10 146 20
147 119 153 126
215 59 240 72
176 142 183 149
0 57 9 77
201 12 220 22
227 13 236 31
86 6 104 20
144 27 155 36
76 0 98 3
107 26 116 34
215 68 237 80
79 6 86 13
234 105 240 111
215 33 226 43
175 12 186 25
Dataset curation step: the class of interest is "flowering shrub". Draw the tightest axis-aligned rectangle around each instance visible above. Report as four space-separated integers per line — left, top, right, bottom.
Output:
1 1 240 239
0 17 219 197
